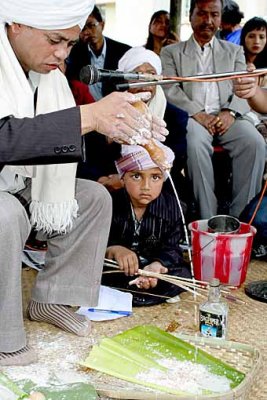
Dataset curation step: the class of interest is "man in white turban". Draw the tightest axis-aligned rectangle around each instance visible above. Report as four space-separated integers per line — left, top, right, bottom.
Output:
0 0 169 366
96 47 188 196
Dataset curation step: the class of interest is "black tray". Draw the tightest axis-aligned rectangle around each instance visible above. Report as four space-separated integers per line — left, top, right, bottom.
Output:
245 280 267 303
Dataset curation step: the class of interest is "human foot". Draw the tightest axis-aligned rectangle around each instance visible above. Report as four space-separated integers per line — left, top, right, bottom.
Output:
27 300 91 336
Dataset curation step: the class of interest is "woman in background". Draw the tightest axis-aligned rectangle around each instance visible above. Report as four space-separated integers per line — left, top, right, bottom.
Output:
240 17 267 140
240 17 267 79
145 10 179 55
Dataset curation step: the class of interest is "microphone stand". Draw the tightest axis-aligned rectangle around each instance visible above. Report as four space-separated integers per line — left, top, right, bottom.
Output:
116 68 267 91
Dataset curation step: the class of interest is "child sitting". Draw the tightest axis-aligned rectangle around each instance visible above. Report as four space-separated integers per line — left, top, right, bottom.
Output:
102 142 191 306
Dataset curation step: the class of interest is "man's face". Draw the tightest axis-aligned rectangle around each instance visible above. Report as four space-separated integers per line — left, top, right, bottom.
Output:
190 0 222 46
79 15 104 46
129 63 157 101
7 24 80 73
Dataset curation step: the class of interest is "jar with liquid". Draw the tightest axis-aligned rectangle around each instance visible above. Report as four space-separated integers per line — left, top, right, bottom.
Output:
199 278 228 339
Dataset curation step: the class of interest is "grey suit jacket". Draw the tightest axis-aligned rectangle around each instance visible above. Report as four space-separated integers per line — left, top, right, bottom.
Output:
160 35 250 116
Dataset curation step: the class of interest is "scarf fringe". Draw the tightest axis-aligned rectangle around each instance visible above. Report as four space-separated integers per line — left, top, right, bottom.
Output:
30 199 79 235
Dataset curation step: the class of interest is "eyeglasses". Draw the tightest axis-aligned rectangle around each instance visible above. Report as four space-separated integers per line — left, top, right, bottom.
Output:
83 21 100 31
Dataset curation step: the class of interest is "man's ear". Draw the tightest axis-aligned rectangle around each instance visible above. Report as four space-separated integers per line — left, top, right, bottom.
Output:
101 21 105 31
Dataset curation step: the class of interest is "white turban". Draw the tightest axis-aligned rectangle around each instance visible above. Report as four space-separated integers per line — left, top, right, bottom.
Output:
118 46 162 75
0 0 95 30
118 46 166 119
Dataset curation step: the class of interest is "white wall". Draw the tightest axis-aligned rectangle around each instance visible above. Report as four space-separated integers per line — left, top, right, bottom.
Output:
99 0 170 46
238 0 267 21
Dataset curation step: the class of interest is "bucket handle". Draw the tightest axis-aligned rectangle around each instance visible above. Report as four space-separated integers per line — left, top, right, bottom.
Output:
191 237 216 257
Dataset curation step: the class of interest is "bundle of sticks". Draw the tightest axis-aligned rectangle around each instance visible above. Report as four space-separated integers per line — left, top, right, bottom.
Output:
104 258 246 305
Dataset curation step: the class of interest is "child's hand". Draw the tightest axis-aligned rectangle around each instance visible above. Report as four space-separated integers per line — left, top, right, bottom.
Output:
105 245 139 276
130 262 168 290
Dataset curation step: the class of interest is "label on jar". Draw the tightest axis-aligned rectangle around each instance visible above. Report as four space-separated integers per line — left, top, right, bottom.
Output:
199 310 226 338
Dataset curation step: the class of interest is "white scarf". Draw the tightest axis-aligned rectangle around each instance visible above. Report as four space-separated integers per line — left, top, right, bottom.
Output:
147 86 167 120
0 25 78 234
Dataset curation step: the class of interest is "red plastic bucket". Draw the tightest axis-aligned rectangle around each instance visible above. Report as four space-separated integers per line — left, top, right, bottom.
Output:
188 220 256 287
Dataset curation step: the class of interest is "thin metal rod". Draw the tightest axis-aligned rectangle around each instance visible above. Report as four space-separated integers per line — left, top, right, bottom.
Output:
116 68 267 90
116 79 180 90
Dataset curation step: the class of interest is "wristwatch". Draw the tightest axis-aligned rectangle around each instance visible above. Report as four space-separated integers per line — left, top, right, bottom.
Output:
229 110 240 119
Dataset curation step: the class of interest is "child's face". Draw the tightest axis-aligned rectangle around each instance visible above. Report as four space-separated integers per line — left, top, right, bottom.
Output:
123 168 164 208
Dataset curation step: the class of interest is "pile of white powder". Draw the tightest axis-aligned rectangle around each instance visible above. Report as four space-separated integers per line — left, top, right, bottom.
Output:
136 357 231 395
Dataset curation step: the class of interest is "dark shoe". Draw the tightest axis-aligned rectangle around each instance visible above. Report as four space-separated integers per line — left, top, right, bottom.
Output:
252 243 267 259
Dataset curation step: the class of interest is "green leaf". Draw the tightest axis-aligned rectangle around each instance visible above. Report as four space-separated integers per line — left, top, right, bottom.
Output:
81 325 245 396
113 325 245 386
0 372 28 399
20 381 98 400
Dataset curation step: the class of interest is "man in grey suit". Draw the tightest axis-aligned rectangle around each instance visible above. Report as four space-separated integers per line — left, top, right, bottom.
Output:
0 0 168 367
161 0 265 219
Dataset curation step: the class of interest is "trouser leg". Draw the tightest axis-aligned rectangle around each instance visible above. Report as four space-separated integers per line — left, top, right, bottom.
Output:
186 118 217 219
0 193 31 352
31 179 112 306
219 119 265 217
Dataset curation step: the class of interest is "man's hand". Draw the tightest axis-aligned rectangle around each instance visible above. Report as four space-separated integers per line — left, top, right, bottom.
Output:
193 111 235 136
193 112 220 135
151 115 169 142
233 76 259 99
105 245 139 276
130 261 168 290
214 110 235 135
80 91 168 143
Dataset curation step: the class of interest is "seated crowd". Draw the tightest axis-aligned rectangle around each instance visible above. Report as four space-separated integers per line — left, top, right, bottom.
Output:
29 1 267 305
1 0 267 368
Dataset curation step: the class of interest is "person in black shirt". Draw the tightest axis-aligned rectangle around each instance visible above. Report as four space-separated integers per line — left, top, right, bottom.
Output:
102 142 191 306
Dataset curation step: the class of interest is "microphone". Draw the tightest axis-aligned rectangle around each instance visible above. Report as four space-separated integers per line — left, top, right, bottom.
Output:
79 65 163 85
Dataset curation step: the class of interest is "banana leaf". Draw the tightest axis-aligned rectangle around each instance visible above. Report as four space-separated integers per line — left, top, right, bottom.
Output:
20 381 98 400
0 373 28 399
81 325 245 397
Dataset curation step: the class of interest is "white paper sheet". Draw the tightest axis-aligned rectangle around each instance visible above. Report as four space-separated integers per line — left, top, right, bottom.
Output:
76 286 133 321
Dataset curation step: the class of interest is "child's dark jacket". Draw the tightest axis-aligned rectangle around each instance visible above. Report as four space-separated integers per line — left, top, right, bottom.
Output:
108 187 184 269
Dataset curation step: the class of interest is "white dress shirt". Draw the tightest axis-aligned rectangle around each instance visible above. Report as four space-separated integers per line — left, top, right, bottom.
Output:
192 36 220 114
88 38 106 101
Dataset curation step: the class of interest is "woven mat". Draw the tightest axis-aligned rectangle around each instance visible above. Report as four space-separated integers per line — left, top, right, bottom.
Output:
19 260 267 399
